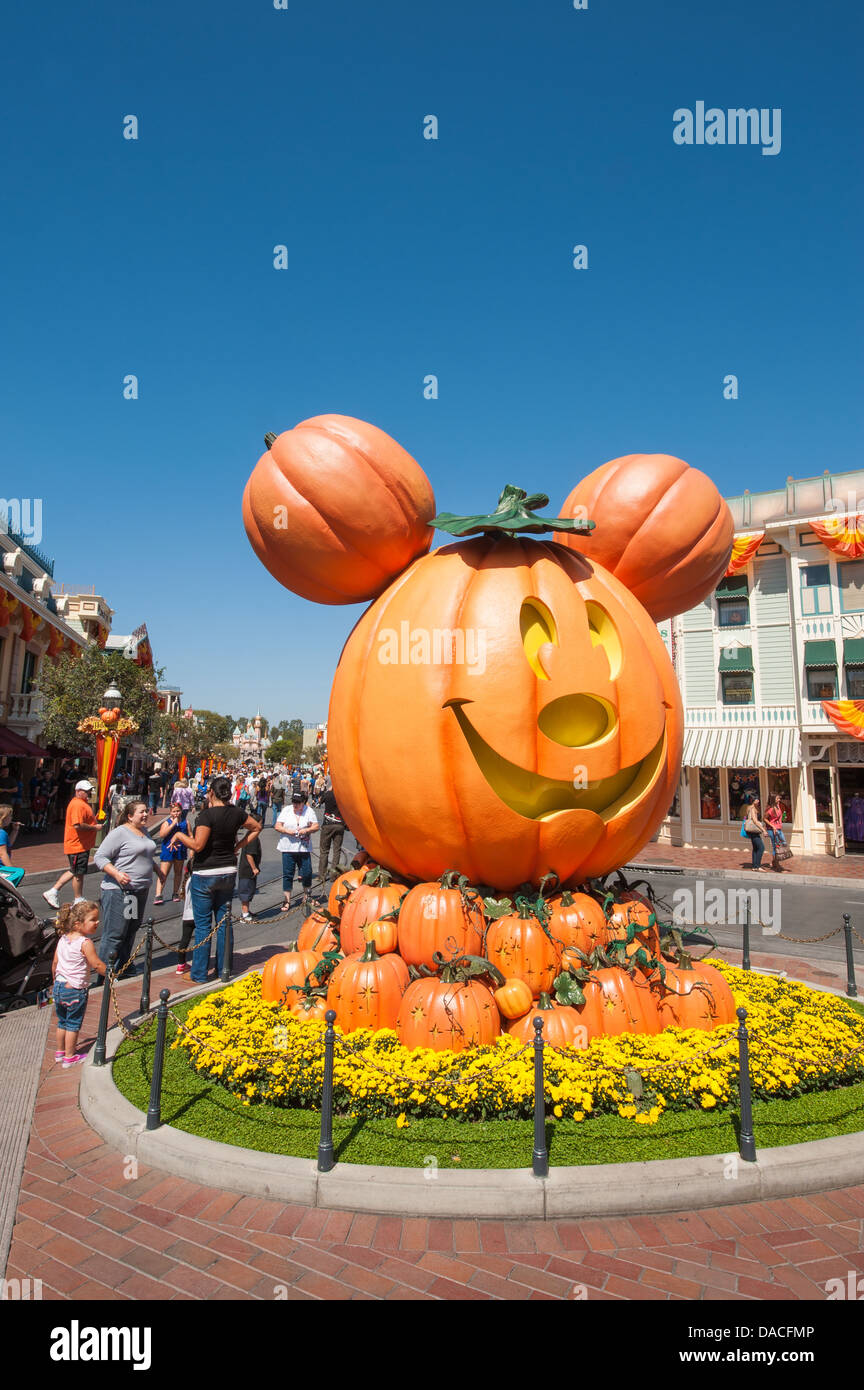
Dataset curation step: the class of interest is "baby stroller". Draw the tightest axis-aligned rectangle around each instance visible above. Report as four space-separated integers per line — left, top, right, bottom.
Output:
28 790 51 832
0 877 55 1014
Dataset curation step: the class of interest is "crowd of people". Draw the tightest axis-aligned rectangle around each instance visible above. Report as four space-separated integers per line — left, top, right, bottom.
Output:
41 760 357 1065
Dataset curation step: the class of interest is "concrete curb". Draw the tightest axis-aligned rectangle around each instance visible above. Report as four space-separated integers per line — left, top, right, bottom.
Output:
80 1011 864 1221
627 861 864 890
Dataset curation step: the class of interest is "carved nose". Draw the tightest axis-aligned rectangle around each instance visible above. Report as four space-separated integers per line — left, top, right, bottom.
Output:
537 694 617 748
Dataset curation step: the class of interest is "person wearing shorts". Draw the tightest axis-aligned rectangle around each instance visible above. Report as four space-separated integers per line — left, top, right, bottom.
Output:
43 780 98 909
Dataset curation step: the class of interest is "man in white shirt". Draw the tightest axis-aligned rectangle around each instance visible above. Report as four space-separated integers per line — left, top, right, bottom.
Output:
275 790 319 912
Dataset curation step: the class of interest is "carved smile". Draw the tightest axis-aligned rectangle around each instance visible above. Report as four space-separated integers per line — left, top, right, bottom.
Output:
444 698 667 822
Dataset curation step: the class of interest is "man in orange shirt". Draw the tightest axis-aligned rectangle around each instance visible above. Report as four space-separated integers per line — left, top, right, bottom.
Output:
42 780 98 908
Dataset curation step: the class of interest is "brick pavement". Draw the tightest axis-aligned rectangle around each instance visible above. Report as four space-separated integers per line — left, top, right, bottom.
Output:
4 951 864 1301
632 841 864 879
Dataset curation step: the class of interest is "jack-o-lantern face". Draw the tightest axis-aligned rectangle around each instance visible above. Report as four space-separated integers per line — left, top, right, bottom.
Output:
328 536 682 890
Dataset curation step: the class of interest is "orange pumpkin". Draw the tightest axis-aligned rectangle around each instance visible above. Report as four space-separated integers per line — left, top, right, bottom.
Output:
506 992 588 1049
576 966 661 1038
397 872 485 969
605 897 661 972
493 976 534 1021
485 907 561 998
296 910 340 955
558 454 734 621
396 975 500 1053
242 415 436 605
328 495 682 889
328 867 369 918
361 916 399 955
326 941 409 1033
655 960 736 1031
547 890 608 958
289 994 330 1023
261 949 322 1006
339 869 409 956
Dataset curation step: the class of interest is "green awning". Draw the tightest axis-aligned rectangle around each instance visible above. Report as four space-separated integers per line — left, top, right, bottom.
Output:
718 646 753 673
804 640 837 668
715 575 748 596
844 638 864 667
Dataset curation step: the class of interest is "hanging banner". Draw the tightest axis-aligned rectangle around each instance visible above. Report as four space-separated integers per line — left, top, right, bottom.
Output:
810 512 864 559
94 734 120 821
821 700 864 741
178 754 188 780
725 532 764 575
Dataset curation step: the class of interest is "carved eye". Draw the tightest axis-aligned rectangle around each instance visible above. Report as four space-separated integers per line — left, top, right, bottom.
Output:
520 598 558 680
585 601 622 679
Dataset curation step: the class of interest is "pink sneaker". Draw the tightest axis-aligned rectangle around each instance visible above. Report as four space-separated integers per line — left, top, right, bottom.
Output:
54 1050 65 1061
62 1053 87 1069
175 964 186 975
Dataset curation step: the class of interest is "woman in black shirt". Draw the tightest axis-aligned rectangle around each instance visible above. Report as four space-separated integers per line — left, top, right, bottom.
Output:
171 775 261 983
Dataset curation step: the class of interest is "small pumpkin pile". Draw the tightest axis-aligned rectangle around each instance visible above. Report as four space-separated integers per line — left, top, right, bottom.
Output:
260 868 736 1052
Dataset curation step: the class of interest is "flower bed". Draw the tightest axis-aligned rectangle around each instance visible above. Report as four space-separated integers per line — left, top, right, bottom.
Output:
172 961 864 1127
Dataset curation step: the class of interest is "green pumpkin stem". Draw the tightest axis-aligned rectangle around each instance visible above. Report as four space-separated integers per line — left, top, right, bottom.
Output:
432 485 595 540
264 432 277 449
360 940 380 963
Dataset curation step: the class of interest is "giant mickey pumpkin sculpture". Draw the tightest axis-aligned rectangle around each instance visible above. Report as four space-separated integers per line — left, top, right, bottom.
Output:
245 417 734 1044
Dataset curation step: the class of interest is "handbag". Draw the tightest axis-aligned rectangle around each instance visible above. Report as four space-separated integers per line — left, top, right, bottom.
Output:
740 820 749 838
776 845 793 862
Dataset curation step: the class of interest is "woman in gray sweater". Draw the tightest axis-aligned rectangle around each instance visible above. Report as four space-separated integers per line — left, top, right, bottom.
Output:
93 800 156 975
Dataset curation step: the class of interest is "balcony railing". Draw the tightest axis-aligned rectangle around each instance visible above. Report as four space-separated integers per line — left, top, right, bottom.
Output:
7 691 44 724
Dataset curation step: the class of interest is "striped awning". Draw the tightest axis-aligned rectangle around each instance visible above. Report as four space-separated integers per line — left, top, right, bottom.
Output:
804 640 837 668
844 638 864 667
682 726 801 769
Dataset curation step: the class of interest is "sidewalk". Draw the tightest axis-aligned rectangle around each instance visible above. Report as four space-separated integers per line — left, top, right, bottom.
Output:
631 841 864 884
3 942 864 1301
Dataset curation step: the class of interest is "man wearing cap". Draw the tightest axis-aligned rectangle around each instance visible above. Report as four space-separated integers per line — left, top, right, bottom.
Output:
274 789 320 913
42 781 99 909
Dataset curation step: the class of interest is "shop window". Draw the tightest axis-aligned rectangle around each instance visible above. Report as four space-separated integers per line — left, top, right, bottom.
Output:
717 595 749 627
807 666 837 701
698 768 721 820
721 672 754 705
728 769 760 821
839 560 864 612
812 768 833 823
765 769 792 825
847 666 864 699
800 564 832 615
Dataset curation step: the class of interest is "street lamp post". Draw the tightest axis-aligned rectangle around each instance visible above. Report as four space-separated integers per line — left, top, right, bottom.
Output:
77 682 138 824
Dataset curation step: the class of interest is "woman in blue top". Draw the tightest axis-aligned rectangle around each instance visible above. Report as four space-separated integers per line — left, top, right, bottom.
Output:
154 799 188 903
0 803 25 888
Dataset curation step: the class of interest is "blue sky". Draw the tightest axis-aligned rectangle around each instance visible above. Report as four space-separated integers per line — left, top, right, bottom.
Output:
3 0 862 723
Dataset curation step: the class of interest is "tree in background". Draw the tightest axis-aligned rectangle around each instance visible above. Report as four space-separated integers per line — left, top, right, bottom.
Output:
264 737 301 764
193 710 236 748
39 647 165 756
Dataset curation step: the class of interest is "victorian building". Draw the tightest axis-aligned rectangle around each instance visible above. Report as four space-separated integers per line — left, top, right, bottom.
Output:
658 467 864 856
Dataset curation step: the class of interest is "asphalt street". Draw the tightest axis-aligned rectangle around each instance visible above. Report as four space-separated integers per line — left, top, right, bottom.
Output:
12 814 864 982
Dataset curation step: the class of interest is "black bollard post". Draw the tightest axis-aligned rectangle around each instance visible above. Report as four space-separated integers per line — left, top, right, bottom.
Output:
532 1016 549 1178
138 919 154 1016
842 914 858 999
742 897 751 972
317 1009 336 1173
736 1006 757 1163
145 989 171 1131
93 953 117 1067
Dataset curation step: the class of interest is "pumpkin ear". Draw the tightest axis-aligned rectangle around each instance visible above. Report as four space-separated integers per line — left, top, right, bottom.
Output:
557 454 734 621
242 415 436 605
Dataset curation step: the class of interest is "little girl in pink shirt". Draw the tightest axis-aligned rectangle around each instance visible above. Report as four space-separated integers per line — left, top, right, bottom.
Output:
52 901 107 1068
